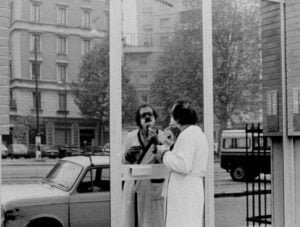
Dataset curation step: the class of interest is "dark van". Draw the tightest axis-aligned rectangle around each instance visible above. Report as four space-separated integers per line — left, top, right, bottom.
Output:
220 129 271 181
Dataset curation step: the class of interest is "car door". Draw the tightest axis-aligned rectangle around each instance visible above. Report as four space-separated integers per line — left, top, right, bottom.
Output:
69 166 110 227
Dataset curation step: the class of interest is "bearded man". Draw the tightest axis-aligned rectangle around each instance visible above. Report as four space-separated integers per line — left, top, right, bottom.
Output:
121 104 165 227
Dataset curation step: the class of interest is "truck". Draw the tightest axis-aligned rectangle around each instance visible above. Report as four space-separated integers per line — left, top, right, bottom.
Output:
220 129 271 181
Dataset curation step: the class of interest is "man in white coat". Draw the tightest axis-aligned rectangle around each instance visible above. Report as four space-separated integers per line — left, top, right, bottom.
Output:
121 104 165 227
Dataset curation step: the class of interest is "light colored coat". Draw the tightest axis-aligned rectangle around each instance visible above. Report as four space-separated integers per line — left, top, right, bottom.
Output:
121 129 165 227
163 125 209 227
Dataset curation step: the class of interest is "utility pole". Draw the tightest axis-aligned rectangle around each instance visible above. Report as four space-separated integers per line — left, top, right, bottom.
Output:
64 76 67 145
34 36 39 135
34 35 41 148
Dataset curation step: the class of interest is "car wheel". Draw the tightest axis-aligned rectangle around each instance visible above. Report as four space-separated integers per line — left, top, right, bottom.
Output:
230 166 247 181
27 218 62 227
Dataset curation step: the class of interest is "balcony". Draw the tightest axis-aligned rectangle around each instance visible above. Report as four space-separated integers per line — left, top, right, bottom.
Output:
123 33 153 47
123 32 173 53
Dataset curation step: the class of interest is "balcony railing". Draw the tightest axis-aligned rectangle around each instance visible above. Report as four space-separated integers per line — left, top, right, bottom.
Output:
123 32 175 49
123 33 153 47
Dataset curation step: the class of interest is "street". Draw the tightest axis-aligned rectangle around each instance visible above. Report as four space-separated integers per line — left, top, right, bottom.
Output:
1 158 271 227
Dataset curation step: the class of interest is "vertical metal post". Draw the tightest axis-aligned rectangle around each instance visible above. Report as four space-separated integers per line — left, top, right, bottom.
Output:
64 78 67 145
202 0 214 226
251 124 255 226
279 1 295 226
246 124 249 227
34 36 40 137
263 136 267 226
110 0 122 226
257 124 262 223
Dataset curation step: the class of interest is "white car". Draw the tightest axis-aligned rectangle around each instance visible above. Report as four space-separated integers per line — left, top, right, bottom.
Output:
1 156 110 227
1 144 8 158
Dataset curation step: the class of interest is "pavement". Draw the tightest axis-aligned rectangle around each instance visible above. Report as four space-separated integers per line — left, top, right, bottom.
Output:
1 158 57 166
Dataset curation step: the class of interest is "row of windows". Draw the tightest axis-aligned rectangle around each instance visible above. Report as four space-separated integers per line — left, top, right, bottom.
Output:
223 137 270 150
33 91 67 112
29 2 92 28
30 62 67 83
31 34 91 56
266 89 300 115
10 90 67 112
11 91 149 112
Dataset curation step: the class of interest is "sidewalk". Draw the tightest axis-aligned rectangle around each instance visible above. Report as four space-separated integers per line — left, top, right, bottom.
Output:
1 158 58 166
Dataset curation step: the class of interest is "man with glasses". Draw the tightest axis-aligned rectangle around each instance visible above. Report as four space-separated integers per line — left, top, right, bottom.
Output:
121 104 165 227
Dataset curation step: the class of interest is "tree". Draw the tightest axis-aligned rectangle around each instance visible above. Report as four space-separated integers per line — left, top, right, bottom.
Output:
150 6 203 127
212 0 261 147
151 0 261 139
72 38 139 145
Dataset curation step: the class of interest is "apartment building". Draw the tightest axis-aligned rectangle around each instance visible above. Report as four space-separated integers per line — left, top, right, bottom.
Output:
123 0 182 104
8 0 108 147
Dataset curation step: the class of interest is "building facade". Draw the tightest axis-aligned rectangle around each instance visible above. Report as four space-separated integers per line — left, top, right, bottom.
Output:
262 0 300 226
8 0 108 147
0 0 10 138
123 0 183 104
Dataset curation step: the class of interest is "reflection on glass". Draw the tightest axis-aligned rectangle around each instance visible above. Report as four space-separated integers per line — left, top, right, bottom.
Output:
44 160 83 191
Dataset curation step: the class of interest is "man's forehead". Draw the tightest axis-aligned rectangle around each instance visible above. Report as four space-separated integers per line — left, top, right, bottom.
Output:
139 107 153 114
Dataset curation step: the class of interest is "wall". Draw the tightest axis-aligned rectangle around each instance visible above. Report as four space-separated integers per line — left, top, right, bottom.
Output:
261 0 282 136
0 0 10 135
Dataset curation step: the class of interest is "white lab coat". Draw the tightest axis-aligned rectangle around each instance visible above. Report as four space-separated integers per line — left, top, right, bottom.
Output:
121 129 165 227
163 125 209 227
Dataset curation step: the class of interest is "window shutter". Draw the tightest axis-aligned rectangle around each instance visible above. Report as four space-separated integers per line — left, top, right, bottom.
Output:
293 88 299 114
272 91 278 115
267 92 272 115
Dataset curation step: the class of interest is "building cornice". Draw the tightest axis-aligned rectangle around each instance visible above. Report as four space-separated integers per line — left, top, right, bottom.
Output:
10 20 107 39
10 78 72 92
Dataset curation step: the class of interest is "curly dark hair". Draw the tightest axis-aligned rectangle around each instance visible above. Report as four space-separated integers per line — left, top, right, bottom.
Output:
171 99 198 125
135 104 158 127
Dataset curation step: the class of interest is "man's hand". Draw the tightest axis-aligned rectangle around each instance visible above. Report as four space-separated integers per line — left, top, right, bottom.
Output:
125 145 141 163
148 126 161 146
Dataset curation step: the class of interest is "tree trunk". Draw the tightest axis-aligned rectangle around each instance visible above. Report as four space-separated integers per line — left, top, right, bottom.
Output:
217 120 228 156
100 121 104 147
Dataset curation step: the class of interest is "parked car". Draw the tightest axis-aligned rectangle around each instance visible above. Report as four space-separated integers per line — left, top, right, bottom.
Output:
1 144 8 158
7 144 28 158
58 145 83 158
102 143 110 153
1 155 110 227
43 145 59 158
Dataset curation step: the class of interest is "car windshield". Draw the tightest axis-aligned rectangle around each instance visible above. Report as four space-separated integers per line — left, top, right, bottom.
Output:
43 160 83 191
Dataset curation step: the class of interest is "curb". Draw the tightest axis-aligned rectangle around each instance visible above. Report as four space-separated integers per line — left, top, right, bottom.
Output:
215 189 271 198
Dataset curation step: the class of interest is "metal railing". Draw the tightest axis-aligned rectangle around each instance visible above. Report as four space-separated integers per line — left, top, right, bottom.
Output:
245 123 272 226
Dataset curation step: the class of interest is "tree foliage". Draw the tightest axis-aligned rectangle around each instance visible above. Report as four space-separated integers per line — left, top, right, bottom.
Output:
151 0 261 130
72 38 139 133
150 7 203 126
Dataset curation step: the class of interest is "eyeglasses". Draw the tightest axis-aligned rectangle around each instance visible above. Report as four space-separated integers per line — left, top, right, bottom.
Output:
140 112 154 119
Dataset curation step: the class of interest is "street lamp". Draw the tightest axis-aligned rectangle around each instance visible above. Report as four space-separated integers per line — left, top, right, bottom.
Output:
34 35 41 147
58 78 67 145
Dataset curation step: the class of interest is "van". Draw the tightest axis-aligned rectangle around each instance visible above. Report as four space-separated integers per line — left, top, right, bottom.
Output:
7 144 28 158
220 129 271 181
